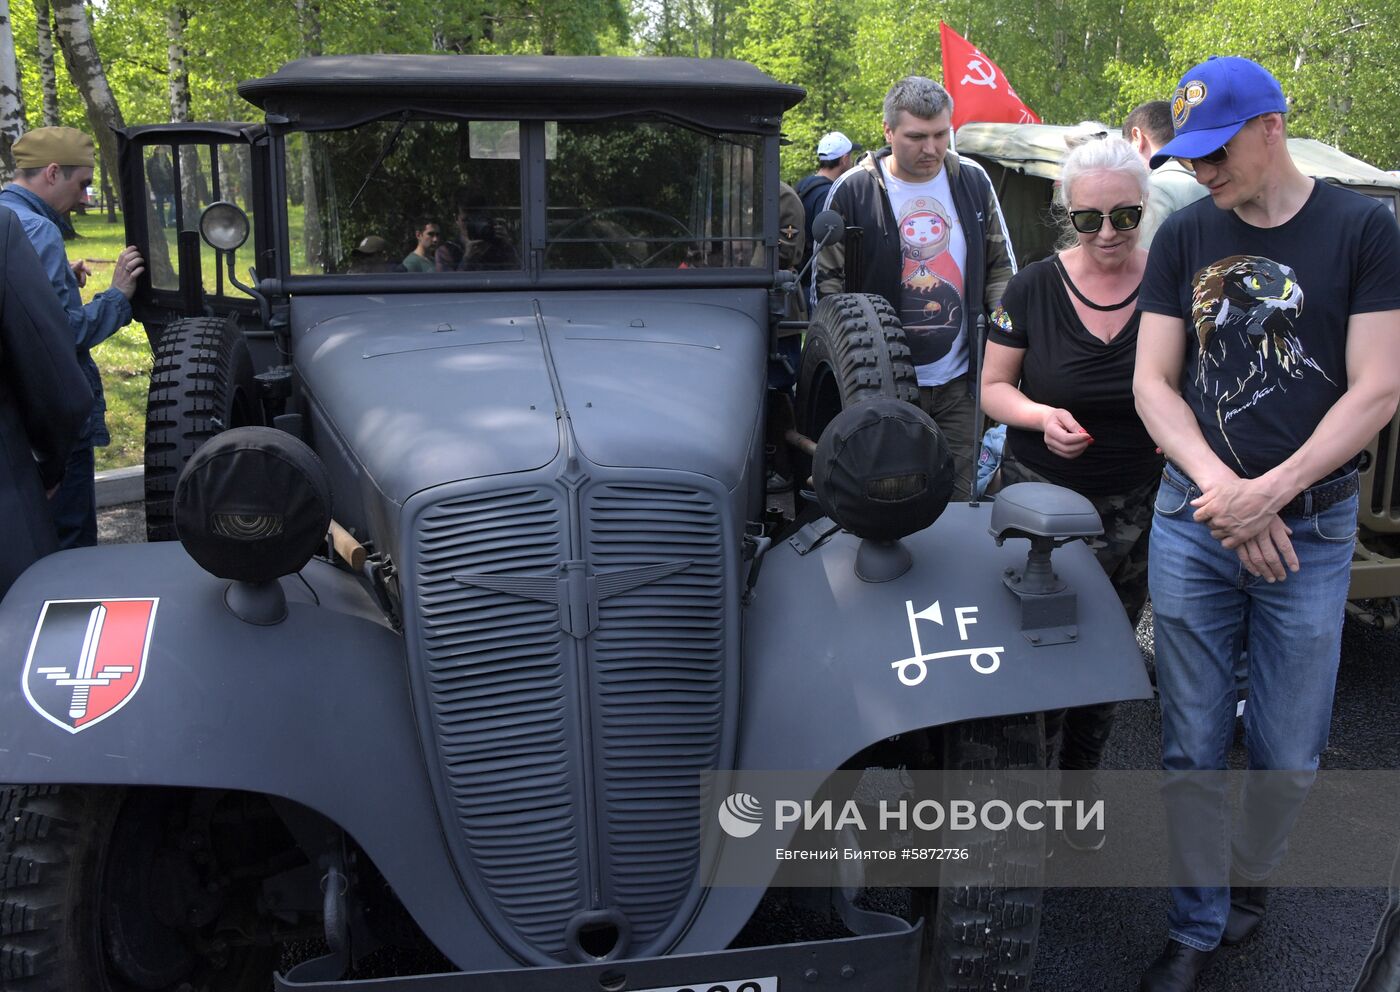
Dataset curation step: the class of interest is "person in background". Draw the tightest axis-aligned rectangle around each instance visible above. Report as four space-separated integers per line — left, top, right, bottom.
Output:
796 131 859 282
1122 100 1208 250
402 218 441 272
981 132 1159 850
816 76 1015 500
146 147 175 226
0 126 144 550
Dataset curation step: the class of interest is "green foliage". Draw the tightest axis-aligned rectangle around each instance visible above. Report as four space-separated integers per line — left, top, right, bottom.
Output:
8 0 1391 470
8 0 1397 173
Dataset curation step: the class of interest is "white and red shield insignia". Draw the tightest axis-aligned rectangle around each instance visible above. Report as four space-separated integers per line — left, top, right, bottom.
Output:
22 598 158 733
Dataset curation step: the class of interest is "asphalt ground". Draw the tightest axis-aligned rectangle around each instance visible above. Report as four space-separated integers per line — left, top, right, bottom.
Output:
1030 609 1399 991
96 502 1398 990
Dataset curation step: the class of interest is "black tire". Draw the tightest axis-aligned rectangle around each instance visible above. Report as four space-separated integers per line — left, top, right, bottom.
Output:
0 785 278 991
144 316 260 542
796 293 919 445
918 713 1047 992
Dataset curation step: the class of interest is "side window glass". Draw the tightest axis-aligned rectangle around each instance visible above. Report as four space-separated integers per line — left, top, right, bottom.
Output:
143 141 256 301
206 143 257 299
143 145 178 291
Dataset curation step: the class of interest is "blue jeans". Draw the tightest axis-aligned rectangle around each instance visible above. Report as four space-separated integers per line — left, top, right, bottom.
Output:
52 444 98 549
1149 461 1356 950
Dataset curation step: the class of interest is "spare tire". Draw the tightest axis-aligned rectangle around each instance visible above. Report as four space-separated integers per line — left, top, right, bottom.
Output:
793 294 918 493
797 293 918 444
144 316 260 542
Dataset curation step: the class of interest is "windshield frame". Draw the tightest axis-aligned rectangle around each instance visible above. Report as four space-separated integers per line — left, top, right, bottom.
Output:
268 115 782 293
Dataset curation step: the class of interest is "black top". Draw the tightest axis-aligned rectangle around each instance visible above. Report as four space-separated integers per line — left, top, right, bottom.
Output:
989 256 1161 495
1140 181 1400 479
239 56 805 133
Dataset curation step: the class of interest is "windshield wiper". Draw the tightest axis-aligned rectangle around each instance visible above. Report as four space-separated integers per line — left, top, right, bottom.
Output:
347 113 409 211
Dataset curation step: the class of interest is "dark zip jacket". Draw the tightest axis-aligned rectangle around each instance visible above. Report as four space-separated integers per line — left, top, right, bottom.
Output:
814 148 1015 382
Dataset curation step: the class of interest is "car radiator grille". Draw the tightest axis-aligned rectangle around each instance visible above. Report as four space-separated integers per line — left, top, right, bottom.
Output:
412 481 727 960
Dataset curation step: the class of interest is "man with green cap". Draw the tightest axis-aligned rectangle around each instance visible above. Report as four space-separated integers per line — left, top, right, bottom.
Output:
0 126 146 548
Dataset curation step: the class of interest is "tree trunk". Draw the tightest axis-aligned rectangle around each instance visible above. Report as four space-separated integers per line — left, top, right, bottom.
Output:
51 0 123 222
294 0 323 270
0 0 26 182
167 5 198 225
33 0 58 126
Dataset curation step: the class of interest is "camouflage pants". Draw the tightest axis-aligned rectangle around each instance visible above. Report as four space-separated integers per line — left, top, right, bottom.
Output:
1000 454 1159 770
998 454 1156 624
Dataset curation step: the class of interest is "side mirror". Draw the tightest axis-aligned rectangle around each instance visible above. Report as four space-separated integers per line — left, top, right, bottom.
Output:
810 210 845 250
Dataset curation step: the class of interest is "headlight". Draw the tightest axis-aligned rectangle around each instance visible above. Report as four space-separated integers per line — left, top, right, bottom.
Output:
813 397 953 543
199 201 250 251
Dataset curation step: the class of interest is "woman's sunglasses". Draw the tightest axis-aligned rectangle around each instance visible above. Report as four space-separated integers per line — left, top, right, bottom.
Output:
1068 204 1144 234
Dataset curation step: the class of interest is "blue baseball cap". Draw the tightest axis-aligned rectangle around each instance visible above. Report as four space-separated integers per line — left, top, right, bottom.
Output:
1150 57 1287 169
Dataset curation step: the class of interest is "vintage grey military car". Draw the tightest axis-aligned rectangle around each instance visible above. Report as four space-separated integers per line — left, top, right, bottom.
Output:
0 58 1149 992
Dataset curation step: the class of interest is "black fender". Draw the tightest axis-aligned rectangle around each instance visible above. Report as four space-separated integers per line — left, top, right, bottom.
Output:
0 543 517 971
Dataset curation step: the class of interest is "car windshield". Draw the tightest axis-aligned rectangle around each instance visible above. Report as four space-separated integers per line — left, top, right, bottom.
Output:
285 117 764 276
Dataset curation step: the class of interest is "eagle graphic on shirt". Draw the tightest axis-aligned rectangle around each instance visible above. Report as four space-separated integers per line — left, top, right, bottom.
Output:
1190 254 1332 471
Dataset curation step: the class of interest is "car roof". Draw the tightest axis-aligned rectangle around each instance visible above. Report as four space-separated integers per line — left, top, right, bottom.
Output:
956 121 1400 190
239 55 805 134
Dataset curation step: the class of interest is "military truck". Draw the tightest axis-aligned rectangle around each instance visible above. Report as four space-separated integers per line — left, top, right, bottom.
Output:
957 121 1400 628
0 57 1148 992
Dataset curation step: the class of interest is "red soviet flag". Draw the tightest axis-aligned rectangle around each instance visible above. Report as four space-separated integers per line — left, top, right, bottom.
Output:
940 22 1041 130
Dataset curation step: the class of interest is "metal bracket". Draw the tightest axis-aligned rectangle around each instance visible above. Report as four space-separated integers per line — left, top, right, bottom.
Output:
1001 566 1079 645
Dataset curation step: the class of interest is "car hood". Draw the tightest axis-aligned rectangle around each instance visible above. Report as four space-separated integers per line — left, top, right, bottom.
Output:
292 291 768 506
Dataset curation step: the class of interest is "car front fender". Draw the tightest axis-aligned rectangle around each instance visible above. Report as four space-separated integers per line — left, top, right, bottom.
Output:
0 543 516 971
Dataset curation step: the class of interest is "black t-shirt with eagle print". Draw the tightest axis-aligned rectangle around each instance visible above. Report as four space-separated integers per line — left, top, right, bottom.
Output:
1139 180 1400 480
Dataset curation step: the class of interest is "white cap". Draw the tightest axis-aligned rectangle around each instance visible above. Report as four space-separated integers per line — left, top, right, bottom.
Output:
817 131 853 161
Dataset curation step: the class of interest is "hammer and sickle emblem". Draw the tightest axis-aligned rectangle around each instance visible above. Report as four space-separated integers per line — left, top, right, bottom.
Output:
961 57 997 89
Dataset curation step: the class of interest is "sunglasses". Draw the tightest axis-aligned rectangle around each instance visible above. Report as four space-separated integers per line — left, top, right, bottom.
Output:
1174 145 1229 174
1068 204 1144 234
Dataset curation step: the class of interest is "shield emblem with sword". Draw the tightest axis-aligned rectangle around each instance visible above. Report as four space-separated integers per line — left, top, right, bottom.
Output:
22 598 158 733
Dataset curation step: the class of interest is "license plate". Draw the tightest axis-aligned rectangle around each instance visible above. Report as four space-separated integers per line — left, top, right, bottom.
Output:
631 978 777 992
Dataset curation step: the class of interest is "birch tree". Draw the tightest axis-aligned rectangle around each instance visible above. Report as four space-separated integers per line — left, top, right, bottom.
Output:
32 0 58 126
294 0 322 269
0 0 25 180
167 5 198 218
52 0 124 220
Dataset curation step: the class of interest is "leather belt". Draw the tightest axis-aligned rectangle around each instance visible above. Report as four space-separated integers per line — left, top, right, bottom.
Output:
1278 473 1359 518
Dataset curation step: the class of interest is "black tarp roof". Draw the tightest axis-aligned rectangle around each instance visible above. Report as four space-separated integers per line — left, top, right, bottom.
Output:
238 55 805 133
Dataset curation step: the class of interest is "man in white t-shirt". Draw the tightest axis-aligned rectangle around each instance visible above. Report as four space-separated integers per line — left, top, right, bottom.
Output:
816 76 1015 498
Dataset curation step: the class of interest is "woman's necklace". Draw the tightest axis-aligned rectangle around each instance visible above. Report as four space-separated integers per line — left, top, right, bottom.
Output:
1053 255 1139 312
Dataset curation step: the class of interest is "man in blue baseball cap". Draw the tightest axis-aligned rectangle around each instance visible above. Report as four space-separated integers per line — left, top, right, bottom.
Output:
1134 56 1400 991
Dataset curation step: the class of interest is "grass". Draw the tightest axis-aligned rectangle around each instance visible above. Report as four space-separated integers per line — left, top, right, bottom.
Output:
70 209 150 471
75 202 306 470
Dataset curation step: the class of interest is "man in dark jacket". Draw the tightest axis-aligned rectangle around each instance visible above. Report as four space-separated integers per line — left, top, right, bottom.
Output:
815 76 1015 499
0 204 94 597
795 131 858 278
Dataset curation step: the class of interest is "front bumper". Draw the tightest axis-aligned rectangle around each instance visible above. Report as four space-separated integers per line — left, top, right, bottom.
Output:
275 922 922 992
